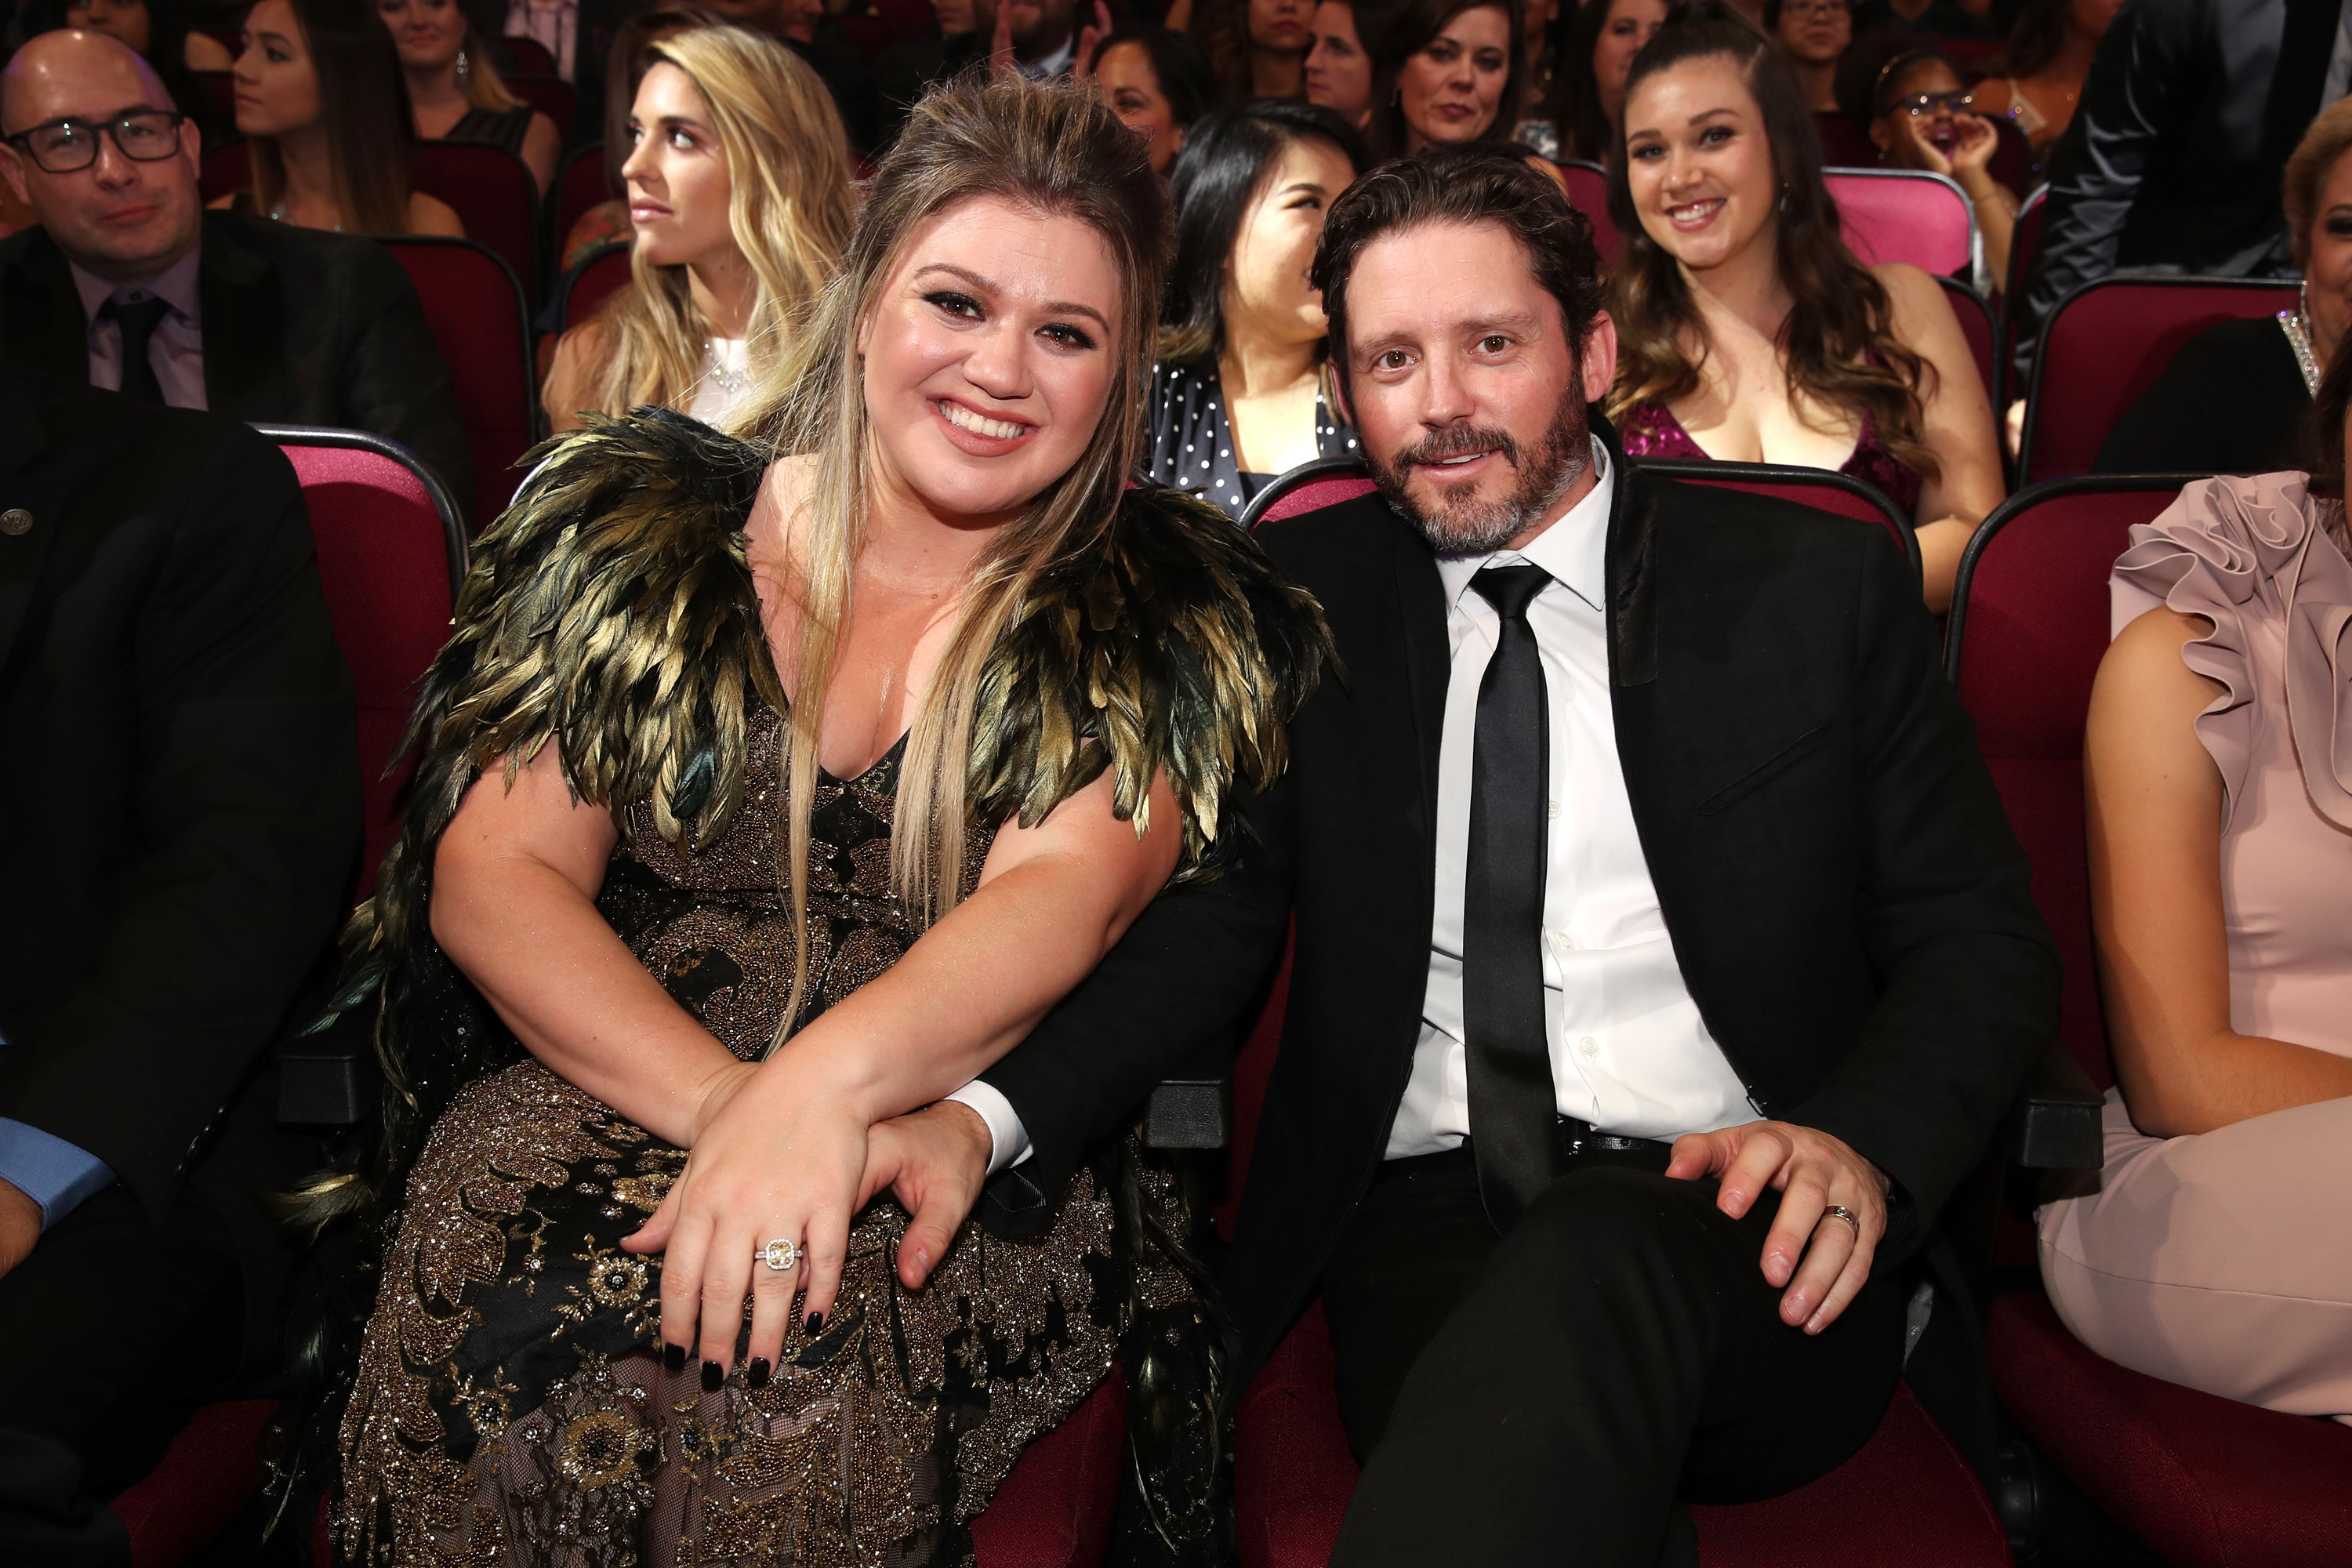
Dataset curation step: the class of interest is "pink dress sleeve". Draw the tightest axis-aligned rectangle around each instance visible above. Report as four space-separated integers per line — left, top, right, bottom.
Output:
2110 472 2352 832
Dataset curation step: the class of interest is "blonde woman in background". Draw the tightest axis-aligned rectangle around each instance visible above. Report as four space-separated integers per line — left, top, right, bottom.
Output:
379 0 563 193
541 25 856 433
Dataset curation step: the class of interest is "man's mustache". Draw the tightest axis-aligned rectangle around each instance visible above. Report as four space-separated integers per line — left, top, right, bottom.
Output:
1392 425 1520 474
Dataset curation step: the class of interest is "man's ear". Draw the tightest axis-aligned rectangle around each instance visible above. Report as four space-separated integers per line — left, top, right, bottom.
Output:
0 145 27 211
1579 310 1617 407
1325 340 1355 430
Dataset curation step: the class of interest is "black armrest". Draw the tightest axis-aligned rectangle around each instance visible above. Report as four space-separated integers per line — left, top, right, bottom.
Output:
277 1001 372 1127
2001 1039 2104 1171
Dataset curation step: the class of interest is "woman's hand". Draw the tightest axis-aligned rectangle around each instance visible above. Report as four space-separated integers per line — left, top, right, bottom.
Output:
1944 113 1998 183
624 1053 869 1386
1071 0 1112 81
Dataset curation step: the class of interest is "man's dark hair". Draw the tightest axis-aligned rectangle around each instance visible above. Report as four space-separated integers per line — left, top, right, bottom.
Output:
1309 143 1605 397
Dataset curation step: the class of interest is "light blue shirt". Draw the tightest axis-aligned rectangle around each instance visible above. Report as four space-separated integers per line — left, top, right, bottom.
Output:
0 1025 115 1227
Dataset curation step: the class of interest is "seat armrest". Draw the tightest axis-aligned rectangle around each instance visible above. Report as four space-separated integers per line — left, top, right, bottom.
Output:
277 1004 373 1127
1144 1079 1231 1151
2002 1041 2104 1171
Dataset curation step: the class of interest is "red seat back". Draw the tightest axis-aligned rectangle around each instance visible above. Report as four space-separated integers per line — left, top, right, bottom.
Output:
259 425 466 897
381 236 538 529
1944 475 2199 1087
2020 277 2298 485
1828 168 1976 278
1939 274 1998 406
412 140 541 298
1986 118 2034 211
495 33 557 75
1814 112 1878 169
557 240 637 336
1997 185 2048 402
556 140 617 259
505 74 578 132
1632 459 1922 587
1557 159 1620 263
198 138 248 204
1238 456 1381 532
194 68 233 124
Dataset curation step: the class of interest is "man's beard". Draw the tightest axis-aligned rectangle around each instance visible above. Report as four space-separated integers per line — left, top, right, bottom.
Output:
1367 395 1592 557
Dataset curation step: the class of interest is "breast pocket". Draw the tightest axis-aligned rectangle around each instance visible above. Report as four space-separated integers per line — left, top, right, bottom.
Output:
1694 722 1833 818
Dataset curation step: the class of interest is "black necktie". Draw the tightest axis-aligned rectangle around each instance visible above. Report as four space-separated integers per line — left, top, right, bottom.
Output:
100 295 171 405
1462 564 1557 1229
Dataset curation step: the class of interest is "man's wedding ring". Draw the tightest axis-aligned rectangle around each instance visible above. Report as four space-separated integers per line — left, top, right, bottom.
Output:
1821 1205 1860 1236
759 1238 804 1272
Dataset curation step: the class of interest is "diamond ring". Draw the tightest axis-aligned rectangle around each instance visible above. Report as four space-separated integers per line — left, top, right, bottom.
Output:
757 1238 803 1272
1821 1205 1860 1236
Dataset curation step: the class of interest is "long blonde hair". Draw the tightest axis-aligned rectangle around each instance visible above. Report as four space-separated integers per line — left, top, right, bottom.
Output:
578 27 856 430
737 76 1170 1040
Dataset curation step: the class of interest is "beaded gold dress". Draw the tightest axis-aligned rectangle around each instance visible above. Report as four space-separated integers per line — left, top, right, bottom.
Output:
313 410 1327 1568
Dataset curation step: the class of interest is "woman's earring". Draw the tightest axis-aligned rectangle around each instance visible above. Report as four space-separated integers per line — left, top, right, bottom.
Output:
1778 183 1791 214
456 47 471 84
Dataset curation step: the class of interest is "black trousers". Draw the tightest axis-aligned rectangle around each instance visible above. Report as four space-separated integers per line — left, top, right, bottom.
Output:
1320 1146 1907 1568
0 1183 245 1567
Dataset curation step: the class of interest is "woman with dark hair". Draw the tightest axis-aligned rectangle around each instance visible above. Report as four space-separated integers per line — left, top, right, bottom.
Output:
1145 98 1367 515
557 5 714 272
325 74 1326 1563
1863 41 2016 285
1302 0 1391 129
1766 0 1848 113
1606 1 2002 609
1969 0 2122 165
212 0 463 234
2038 335 2352 1429
1367 0 1520 158
1085 24 1218 175
56 0 232 126
1189 0 1316 100
1513 0 1661 163
379 0 562 193
2098 97 2352 476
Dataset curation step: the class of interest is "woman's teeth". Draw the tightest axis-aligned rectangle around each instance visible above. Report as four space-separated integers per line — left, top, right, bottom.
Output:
1671 199 1722 222
942 402 1025 440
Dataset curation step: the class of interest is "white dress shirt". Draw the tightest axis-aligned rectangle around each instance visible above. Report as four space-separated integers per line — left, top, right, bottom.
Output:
1385 440 1757 1160
72 249 206 411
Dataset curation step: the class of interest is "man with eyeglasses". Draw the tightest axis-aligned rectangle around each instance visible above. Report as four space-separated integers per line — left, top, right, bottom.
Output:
0 28 471 516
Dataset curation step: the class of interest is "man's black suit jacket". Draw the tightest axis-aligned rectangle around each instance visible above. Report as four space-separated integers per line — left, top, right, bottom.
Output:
982 444 2060 1383
0 380 360 1365
0 212 474 517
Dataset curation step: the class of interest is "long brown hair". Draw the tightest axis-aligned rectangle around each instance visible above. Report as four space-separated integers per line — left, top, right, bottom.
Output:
1367 0 1526 160
1602 2 1939 481
733 77 1169 1035
247 0 416 234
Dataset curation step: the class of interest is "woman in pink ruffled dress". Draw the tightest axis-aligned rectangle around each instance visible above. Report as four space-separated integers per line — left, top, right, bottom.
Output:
2041 356 2352 1423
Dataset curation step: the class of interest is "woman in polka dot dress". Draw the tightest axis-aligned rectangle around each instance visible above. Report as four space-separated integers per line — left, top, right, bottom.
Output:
1145 99 1367 517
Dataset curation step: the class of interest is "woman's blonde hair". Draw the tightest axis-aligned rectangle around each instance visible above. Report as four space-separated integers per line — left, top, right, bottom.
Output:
735 76 1169 1040
575 27 856 430
2285 96 2352 268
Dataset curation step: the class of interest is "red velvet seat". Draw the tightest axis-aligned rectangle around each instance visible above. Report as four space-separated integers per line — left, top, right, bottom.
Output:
2016 276 2299 486
412 140 542 301
1994 186 2047 408
1941 274 1998 406
1947 474 2352 1566
1556 159 1621 263
1828 167 1977 278
495 33 557 76
555 239 637 336
1229 464 2007 1568
382 236 539 530
110 1399 279 1568
1813 111 1878 169
504 73 579 134
554 140 617 261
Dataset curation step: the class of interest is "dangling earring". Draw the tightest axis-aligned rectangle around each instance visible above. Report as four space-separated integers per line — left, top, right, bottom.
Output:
456 47 471 84
1777 183 1791 215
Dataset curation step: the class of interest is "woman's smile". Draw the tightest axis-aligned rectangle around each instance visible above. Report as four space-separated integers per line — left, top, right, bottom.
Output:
933 396 1036 452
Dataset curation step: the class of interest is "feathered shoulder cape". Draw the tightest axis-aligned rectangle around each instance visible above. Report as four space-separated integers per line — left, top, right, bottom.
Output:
329 405 1328 1176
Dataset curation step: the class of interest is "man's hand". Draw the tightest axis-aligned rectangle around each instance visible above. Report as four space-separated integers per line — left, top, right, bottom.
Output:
1665 1121 1892 1335
860 1101 993 1290
0 1178 41 1282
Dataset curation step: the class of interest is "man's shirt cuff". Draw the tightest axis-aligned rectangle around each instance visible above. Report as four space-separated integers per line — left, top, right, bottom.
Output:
942 1082 1034 1176
0 1120 115 1229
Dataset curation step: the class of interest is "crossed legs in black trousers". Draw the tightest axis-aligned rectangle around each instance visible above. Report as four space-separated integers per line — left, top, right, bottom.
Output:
1320 1149 1908 1567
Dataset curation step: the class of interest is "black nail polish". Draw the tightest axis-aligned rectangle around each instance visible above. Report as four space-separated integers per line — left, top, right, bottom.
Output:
701 1359 724 1392
662 1341 686 1374
747 1356 771 1390
804 1311 824 1335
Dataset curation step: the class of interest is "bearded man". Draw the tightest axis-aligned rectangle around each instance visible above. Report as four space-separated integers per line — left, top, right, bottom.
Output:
958 146 2059 1564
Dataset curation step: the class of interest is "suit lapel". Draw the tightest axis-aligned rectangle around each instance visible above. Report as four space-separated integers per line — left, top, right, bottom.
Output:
198 216 286 416
1388 513 1450 837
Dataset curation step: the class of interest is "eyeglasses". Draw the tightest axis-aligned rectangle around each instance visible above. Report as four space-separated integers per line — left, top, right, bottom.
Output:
1782 2 1850 17
1890 89 1974 117
2 110 186 174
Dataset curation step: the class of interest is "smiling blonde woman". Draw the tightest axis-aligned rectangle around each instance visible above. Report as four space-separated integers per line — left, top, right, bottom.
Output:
541 24 855 435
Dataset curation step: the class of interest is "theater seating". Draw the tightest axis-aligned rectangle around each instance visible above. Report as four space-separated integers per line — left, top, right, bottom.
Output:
1629 456 1922 582
1996 186 2048 405
1814 113 1878 168
413 140 543 299
495 33 557 76
1941 274 1999 404
554 140 617 261
382 236 540 530
1946 474 2352 1567
1827 168 1978 278
505 73 579 136
1229 460 2009 1568
1557 158 1620 261
554 239 636 336
2016 277 2299 486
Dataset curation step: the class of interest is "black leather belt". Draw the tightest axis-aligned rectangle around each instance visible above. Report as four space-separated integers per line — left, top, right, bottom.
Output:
1554 1115 1674 1174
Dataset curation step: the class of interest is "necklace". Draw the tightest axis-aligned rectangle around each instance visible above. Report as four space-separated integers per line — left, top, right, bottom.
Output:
701 339 753 397
2280 281 2323 396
